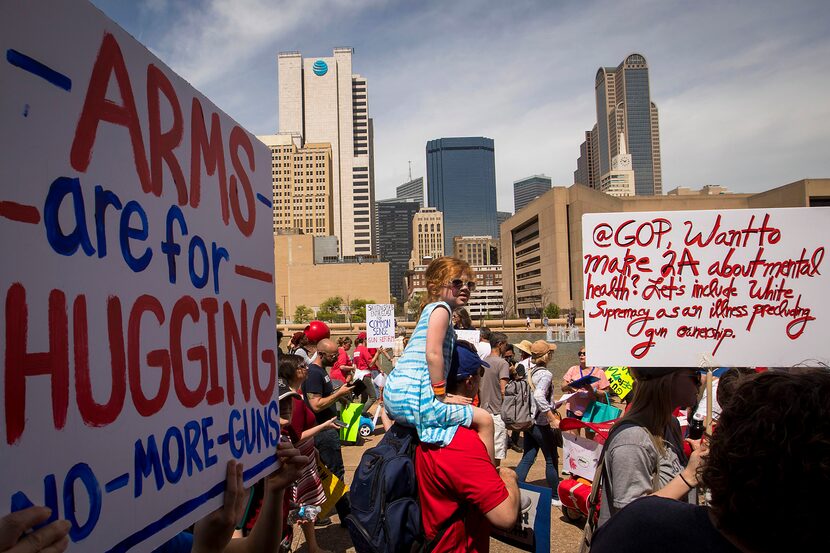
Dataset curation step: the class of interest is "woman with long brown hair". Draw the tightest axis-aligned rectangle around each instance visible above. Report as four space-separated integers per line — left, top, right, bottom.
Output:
597 367 705 526
278 354 340 552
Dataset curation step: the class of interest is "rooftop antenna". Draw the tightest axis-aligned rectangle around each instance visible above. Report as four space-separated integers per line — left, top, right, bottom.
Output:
408 160 412 182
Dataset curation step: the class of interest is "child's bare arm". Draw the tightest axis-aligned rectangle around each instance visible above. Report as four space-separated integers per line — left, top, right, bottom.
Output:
425 306 451 393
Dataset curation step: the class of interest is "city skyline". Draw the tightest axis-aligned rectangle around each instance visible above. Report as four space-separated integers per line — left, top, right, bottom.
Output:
91 0 830 211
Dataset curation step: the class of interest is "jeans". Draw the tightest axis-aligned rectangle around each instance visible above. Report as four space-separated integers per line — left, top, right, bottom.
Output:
515 424 560 499
315 428 351 520
360 375 377 415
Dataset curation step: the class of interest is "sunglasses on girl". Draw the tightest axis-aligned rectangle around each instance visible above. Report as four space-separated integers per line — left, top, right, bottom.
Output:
449 279 476 292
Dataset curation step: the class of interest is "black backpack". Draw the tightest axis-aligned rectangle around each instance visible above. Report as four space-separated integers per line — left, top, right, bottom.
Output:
345 424 463 553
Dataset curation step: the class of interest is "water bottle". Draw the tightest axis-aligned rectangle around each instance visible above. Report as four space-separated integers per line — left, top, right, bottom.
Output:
287 504 322 525
688 413 705 440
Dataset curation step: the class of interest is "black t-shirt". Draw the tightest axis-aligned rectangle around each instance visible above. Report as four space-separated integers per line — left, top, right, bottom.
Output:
302 363 337 424
591 496 739 553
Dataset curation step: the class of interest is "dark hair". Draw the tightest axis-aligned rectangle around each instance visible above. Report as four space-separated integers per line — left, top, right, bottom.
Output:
479 326 492 341
621 368 683 454
278 354 305 384
453 307 473 330
714 367 754 407
701 371 830 552
489 331 508 348
337 336 353 348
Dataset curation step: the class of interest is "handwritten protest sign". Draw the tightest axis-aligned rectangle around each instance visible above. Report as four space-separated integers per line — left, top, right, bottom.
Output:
563 432 603 481
365 303 395 347
604 367 633 399
583 208 829 367
1 1 277 550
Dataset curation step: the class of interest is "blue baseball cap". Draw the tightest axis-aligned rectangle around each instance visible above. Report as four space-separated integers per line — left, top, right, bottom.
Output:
448 346 489 382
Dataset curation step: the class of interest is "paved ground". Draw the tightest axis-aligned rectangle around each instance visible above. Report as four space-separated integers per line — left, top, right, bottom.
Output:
287 339 587 553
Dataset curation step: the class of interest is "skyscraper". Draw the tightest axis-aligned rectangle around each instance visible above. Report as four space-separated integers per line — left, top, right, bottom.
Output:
426 137 498 252
410 207 444 267
278 48 376 255
513 175 552 212
396 177 424 207
376 198 421 303
575 53 662 196
258 134 333 235
453 236 499 266
600 133 636 197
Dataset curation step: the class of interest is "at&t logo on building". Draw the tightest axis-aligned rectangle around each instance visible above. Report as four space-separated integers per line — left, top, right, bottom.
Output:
312 59 328 76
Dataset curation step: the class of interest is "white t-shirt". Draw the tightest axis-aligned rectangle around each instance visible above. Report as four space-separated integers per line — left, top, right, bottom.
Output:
694 379 721 420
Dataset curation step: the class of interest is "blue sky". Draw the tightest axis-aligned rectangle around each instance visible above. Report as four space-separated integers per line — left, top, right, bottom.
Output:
91 0 830 211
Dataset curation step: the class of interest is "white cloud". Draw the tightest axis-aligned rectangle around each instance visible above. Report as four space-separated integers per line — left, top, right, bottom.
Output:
95 0 830 209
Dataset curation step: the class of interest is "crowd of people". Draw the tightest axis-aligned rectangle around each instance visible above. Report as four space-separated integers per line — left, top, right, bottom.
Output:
4 255 827 553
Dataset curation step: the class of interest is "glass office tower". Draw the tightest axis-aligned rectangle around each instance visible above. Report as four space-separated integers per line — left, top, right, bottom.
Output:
426 137 498 252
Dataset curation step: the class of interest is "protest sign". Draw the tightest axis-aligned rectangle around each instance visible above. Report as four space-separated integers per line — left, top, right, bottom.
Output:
1 1 277 550
454 329 481 345
365 303 395 347
604 366 633 399
491 481 551 552
583 208 829 367
563 433 603 481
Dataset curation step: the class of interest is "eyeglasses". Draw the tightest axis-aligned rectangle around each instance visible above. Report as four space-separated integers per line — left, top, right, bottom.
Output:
449 279 476 292
578 352 586 356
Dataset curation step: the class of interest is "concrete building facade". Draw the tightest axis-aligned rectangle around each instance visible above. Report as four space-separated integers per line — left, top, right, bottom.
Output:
410 207 444 267
514 175 552 212
278 48 375 256
274 233 390 320
259 134 333 235
426 137 498 251
500 179 830 317
454 235 499 266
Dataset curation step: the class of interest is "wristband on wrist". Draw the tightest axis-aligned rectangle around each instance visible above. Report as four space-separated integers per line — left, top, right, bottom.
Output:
678 471 694 489
432 380 447 396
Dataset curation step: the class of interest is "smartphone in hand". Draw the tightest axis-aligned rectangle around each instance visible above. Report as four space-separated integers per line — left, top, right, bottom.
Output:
332 419 348 429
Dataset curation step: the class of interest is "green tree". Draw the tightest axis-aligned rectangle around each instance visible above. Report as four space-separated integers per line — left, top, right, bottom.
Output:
543 302 561 319
407 292 425 320
317 296 344 322
293 305 313 324
349 298 370 323
275 303 284 323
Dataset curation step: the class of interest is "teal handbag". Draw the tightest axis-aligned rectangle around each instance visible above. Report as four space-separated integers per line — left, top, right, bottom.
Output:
582 392 622 423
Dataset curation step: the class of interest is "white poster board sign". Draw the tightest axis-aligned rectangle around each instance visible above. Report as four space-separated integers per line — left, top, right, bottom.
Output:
454 329 481 345
583 208 829 367
366 304 395 347
562 433 602 481
1 1 278 550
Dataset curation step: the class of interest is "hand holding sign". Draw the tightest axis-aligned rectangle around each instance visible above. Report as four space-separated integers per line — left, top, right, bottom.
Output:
0 507 70 553
192 462 245 553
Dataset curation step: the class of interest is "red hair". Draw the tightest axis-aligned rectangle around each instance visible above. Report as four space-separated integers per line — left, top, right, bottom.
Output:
420 257 474 311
